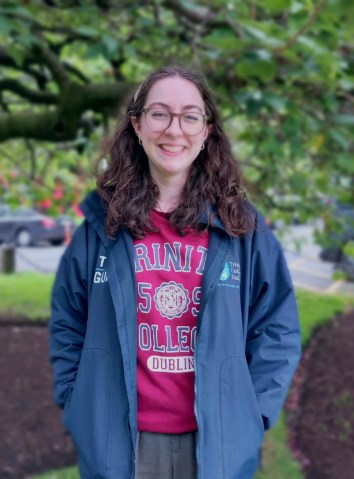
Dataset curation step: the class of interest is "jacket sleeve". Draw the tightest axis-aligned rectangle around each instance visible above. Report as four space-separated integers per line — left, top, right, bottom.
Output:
246 214 301 430
49 221 89 409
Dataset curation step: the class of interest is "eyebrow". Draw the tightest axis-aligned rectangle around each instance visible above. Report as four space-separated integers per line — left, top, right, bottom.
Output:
146 102 203 112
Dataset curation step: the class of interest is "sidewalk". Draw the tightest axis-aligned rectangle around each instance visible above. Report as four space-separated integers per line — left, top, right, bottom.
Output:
277 224 354 295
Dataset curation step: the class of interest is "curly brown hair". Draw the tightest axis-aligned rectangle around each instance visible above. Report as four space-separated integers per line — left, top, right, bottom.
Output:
96 66 254 239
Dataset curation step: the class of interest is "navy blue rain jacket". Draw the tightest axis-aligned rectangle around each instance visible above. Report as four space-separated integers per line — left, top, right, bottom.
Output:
49 191 301 479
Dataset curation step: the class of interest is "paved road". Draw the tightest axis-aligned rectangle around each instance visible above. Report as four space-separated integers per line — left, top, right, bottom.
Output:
9 224 354 295
277 224 354 295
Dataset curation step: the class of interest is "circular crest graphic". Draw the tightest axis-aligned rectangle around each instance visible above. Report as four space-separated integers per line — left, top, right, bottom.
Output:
154 281 190 319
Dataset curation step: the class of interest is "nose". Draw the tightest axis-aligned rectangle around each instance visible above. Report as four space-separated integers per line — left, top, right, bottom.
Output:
164 115 183 135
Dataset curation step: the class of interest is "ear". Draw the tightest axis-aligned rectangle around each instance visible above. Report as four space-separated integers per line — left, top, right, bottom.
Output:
131 116 141 136
204 124 212 141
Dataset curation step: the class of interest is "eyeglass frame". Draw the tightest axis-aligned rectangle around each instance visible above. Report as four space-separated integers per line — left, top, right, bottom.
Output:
140 107 209 136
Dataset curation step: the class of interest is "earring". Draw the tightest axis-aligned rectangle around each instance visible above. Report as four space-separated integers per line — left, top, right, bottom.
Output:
138 136 142 145
200 143 205 151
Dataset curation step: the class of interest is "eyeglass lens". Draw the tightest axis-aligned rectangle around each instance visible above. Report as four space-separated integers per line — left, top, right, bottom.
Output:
145 109 205 135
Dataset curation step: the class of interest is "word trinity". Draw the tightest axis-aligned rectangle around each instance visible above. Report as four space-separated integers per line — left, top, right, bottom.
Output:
134 242 208 275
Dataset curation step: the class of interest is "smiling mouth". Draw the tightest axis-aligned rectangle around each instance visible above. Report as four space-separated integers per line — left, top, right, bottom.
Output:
160 145 185 153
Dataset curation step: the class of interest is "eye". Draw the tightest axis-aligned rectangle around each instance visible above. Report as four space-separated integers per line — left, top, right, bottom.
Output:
150 109 170 120
183 112 201 123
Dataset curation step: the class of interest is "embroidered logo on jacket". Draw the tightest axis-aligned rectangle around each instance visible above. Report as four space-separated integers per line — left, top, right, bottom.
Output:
219 260 240 289
93 255 108 284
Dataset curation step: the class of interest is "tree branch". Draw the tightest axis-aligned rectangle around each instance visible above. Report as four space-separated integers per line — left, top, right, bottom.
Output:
63 62 90 84
339 91 354 105
273 0 328 54
0 79 58 104
0 110 74 142
2 10 97 40
0 47 33 68
163 0 213 24
163 0 244 38
224 15 246 39
24 139 37 181
0 48 50 87
34 42 70 89
0 80 134 142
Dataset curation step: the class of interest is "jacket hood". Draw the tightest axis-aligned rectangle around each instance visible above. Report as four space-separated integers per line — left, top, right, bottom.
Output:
80 190 113 248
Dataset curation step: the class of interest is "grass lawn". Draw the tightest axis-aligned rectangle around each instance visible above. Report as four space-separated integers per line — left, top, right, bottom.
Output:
255 411 303 479
0 272 54 320
296 289 354 345
1 273 353 479
30 467 79 479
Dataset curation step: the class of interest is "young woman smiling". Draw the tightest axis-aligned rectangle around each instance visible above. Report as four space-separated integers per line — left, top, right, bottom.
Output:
50 66 301 479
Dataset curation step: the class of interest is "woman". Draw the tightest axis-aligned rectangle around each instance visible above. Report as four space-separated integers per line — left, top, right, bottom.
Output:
50 66 301 479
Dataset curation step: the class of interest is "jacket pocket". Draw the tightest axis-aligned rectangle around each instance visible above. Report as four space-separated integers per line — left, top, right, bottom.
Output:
63 348 113 475
220 356 264 479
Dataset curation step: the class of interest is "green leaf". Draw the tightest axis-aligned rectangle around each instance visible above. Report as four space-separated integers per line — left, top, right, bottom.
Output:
75 26 99 37
261 0 292 14
244 25 268 41
254 49 272 61
6 44 25 67
329 130 350 151
339 79 354 91
333 115 354 126
246 98 264 116
102 35 119 57
204 50 221 60
297 36 323 54
236 59 277 82
336 154 354 174
243 24 283 48
263 92 287 112
0 14 11 35
0 6 34 19
84 43 106 59
204 28 242 51
290 1 309 14
17 32 39 48
124 44 136 58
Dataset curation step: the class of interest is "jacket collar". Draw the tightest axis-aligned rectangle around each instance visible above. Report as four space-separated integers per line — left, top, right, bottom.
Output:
80 190 114 248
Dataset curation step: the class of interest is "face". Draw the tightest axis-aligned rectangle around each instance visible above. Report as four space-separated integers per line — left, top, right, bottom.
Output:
132 77 210 186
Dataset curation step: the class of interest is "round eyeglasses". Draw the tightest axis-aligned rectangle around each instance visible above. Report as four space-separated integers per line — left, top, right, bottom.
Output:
141 108 208 136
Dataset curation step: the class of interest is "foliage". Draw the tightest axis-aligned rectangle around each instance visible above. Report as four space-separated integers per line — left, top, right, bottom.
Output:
0 0 353 220
1 139 96 215
343 240 354 258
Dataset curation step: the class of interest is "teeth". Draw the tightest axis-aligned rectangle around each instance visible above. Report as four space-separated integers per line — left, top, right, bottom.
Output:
161 145 184 153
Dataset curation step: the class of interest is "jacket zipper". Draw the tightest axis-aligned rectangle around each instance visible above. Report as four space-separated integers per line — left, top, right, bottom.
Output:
194 242 232 479
127 422 134 479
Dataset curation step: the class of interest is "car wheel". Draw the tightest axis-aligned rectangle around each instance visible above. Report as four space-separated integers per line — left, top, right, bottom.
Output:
15 228 32 247
51 239 64 246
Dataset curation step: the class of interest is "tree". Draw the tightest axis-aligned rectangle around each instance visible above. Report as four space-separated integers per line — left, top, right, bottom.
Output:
0 0 353 221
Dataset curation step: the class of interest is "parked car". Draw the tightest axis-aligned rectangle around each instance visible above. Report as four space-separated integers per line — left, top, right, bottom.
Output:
0 205 76 247
319 200 354 262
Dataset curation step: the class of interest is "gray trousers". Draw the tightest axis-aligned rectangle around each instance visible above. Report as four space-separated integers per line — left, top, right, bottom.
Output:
136 431 197 479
